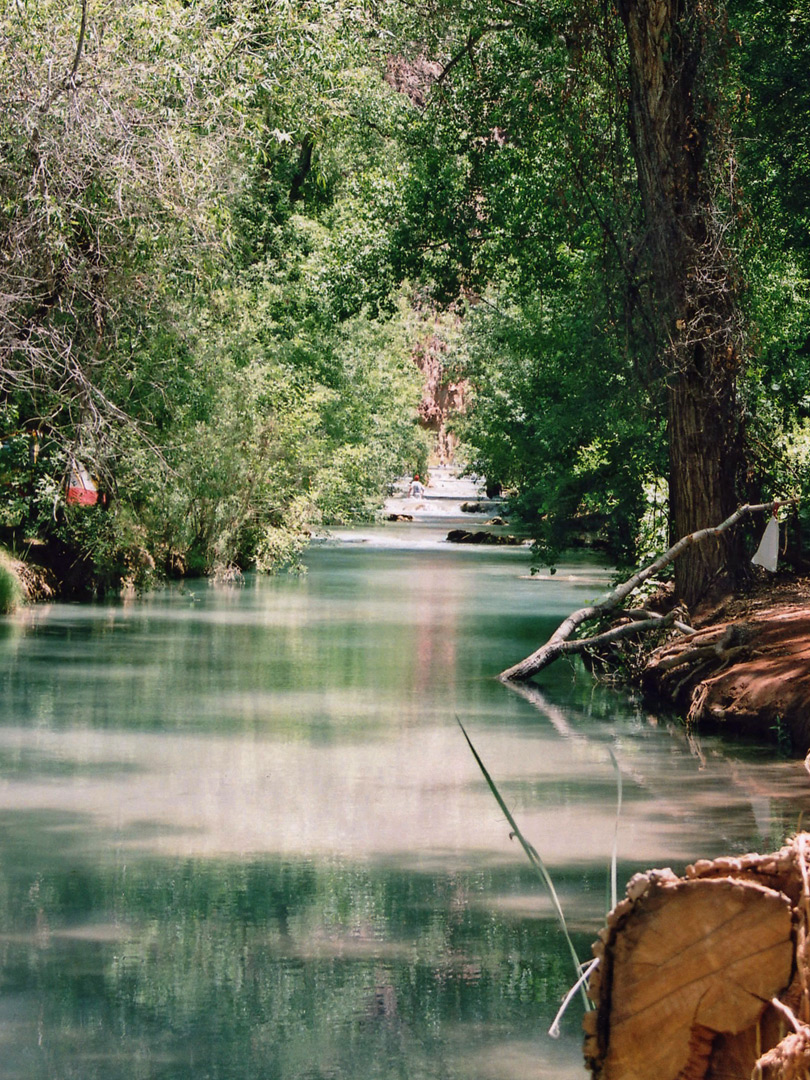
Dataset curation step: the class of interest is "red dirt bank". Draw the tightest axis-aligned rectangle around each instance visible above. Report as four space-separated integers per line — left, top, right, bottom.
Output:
642 573 810 752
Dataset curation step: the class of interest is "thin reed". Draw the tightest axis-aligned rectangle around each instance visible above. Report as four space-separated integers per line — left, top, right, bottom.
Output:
455 717 591 1010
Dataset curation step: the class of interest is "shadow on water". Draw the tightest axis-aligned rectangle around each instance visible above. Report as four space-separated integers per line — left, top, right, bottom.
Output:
0 810 590 1080
0 522 809 1078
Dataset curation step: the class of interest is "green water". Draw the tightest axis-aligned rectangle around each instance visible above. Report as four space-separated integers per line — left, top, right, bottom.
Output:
0 525 807 1079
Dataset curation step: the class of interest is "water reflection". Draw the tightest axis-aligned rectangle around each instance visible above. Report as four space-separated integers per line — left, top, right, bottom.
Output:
0 811 585 1080
0 528 808 1078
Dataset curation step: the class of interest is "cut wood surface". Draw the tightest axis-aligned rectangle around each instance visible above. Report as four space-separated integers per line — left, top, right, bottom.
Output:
585 835 810 1080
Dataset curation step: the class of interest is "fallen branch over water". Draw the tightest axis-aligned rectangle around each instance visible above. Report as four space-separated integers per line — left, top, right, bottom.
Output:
499 501 789 683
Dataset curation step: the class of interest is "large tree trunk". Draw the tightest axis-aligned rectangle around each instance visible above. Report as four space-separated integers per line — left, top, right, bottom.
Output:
618 0 745 608
668 368 742 606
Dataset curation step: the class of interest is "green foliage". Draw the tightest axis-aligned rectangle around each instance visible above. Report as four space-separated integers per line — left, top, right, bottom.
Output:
733 2 810 550
381 0 810 572
457 287 664 567
0 0 432 588
0 0 250 427
100 286 426 577
735 0 810 253
370 1 670 568
0 550 23 614
5 0 810 589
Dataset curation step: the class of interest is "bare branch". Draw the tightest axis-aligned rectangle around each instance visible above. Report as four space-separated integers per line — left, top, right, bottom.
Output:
70 0 88 82
499 500 798 682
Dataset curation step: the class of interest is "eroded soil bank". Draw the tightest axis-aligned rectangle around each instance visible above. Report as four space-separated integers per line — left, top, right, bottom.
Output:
641 573 810 753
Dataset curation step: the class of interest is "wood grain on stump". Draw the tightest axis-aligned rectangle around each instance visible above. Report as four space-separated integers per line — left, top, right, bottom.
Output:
584 846 808 1080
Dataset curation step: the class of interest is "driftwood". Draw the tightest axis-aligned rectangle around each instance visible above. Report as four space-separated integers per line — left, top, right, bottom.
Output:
585 834 810 1080
500 501 788 683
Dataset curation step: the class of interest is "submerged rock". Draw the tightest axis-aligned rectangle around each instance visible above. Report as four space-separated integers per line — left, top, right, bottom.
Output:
446 529 526 546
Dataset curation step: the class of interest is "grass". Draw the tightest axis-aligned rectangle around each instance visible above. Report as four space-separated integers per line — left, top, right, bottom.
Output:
456 717 625 1035
0 549 24 614
455 716 591 1011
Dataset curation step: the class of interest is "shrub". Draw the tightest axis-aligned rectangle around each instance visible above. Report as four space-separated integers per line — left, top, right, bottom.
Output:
0 550 24 614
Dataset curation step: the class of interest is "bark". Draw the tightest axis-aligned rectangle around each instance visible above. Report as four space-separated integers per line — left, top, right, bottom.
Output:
668 369 743 606
584 835 810 1080
618 0 745 607
289 134 314 203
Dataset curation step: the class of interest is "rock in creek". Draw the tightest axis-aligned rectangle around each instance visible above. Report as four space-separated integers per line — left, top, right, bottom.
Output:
446 529 526 546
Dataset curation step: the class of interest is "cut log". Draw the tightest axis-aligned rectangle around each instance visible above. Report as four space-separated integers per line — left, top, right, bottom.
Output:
586 877 792 1079
585 835 810 1080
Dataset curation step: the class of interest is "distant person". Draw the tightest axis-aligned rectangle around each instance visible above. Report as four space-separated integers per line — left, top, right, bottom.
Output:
408 474 424 498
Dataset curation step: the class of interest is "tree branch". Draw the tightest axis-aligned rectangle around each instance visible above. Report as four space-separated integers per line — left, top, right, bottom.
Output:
435 23 515 87
289 133 314 203
70 0 88 82
499 500 797 683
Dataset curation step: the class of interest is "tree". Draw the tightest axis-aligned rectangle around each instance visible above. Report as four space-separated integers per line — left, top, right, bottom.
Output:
380 0 757 604
0 0 247 443
377 3 665 567
617 0 746 606
0 0 429 587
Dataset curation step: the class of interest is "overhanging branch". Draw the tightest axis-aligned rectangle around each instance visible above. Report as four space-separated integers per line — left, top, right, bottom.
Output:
499 500 798 683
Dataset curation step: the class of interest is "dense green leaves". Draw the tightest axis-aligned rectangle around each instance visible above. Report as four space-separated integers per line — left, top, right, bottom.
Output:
3 0 810 589
458 283 664 566
387 0 810 572
0 0 428 588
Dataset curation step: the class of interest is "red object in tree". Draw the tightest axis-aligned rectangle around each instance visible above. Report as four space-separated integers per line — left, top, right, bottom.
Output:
66 464 100 506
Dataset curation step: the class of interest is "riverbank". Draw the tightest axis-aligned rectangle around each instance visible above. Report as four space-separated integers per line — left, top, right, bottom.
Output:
7 477 808 756
639 570 810 753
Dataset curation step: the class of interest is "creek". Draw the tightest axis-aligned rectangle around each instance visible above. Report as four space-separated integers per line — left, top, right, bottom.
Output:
0 494 808 1080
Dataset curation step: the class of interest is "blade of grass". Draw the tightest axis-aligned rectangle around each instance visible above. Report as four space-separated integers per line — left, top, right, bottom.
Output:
456 716 591 1009
607 746 622 912
548 957 600 1038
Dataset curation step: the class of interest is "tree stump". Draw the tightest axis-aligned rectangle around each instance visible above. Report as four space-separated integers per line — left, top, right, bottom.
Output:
585 836 810 1080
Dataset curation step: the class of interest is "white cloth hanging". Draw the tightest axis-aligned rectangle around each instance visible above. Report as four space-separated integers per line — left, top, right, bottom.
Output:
751 515 780 572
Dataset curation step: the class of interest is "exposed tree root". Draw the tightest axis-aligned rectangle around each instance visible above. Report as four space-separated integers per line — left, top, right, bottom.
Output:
11 555 58 601
641 621 760 718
